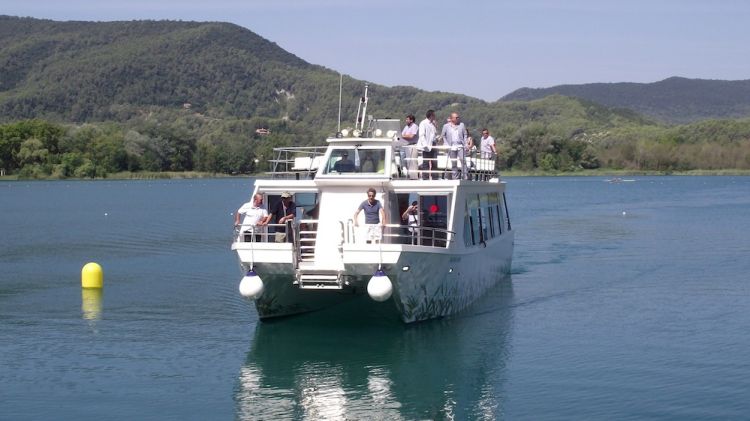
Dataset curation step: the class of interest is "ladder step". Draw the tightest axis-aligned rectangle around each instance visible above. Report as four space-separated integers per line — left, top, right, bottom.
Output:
299 274 338 280
297 271 342 290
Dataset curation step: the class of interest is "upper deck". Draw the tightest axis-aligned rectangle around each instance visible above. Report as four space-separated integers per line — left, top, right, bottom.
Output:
266 119 499 183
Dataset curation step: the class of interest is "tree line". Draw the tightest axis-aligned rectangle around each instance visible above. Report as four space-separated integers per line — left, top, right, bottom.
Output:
3 113 749 179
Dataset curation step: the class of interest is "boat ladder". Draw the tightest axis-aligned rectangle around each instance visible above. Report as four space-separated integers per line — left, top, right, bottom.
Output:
297 220 318 262
295 270 343 290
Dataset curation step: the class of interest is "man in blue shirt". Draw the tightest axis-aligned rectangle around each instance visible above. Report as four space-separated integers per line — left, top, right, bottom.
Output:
353 188 386 243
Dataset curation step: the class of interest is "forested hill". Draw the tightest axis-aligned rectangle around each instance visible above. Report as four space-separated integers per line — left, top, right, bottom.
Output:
0 15 324 122
0 15 481 130
502 77 750 124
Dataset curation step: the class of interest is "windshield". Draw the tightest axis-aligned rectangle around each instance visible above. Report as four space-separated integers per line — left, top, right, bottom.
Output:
323 148 387 174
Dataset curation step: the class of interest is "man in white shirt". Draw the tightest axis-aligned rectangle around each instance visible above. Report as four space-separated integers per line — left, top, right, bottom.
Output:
417 109 437 180
441 112 468 180
480 128 496 159
234 193 271 242
400 114 419 179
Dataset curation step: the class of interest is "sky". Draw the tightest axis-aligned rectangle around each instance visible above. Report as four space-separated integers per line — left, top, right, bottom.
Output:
2 0 749 101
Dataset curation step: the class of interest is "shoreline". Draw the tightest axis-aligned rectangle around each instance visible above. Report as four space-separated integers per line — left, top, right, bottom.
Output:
2 169 750 182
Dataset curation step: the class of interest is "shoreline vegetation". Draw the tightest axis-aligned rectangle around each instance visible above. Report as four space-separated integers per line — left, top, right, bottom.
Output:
2 118 750 182
3 169 750 182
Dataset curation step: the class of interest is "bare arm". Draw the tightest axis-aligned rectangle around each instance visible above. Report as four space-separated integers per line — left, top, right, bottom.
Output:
353 208 361 226
379 208 386 226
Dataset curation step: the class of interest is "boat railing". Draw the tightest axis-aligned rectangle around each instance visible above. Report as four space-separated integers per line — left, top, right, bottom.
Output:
382 224 454 248
234 222 294 244
267 146 328 179
238 218 454 258
395 145 498 181
263 145 498 181
341 222 454 248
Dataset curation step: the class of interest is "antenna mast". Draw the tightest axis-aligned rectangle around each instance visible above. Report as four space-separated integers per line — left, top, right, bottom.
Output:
360 84 369 131
337 73 343 133
354 84 369 132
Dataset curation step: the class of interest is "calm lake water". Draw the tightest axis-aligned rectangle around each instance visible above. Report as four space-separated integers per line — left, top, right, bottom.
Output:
2 176 750 420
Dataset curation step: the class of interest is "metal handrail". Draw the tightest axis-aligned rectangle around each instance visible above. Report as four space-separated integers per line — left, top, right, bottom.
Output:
395 145 498 181
344 223 454 248
234 223 289 243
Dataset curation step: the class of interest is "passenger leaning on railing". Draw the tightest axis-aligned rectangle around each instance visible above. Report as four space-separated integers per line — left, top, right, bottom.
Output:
234 193 271 242
270 191 296 242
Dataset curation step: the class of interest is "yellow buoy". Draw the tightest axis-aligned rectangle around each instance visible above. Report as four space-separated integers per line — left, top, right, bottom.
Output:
81 262 104 289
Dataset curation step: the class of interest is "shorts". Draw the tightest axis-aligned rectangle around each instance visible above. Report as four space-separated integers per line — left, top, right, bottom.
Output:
366 224 382 242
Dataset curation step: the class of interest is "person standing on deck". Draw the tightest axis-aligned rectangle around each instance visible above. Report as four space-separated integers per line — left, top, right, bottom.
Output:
234 193 271 242
401 200 420 244
441 112 468 180
270 191 296 242
400 114 419 179
353 187 386 243
480 128 496 159
417 110 438 180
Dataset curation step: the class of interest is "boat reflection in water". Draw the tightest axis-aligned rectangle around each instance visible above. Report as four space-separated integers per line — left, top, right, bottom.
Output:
234 276 514 420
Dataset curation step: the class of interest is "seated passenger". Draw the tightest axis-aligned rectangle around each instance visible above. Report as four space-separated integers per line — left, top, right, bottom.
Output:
360 151 378 173
333 151 355 172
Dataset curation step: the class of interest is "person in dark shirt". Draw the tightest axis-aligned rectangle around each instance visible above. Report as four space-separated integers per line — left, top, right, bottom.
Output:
333 151 355 172
270 191 296 242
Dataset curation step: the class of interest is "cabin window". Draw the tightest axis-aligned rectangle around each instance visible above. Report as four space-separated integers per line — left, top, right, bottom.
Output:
502 192 512 231
323 148 387 174
421 194 449 247
488 206 495 238
479 193 489 242
463 201 473 246
294 192 319 220
358 149 387 174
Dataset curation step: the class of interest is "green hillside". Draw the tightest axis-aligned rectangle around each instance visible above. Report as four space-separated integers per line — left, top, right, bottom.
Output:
1 16 749 178
502 77 750 124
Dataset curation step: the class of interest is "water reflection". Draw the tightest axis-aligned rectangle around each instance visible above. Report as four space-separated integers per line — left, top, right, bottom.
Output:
81 288 103 321
235 277 514 420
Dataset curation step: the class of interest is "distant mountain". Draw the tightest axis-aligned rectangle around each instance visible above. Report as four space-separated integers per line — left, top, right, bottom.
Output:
501 77 750 124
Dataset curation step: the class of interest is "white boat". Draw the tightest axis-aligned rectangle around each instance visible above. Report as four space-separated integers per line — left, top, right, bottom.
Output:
231 88 514 323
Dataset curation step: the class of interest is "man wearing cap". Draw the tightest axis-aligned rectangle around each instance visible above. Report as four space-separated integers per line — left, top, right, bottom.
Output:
270 191 296 242
234 193 271 242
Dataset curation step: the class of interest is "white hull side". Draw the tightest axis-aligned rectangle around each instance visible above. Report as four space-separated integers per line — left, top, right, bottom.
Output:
389 231 514 322
240 231 514 323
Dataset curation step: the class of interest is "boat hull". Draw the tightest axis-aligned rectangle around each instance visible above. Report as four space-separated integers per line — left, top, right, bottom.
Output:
244 231 514 323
